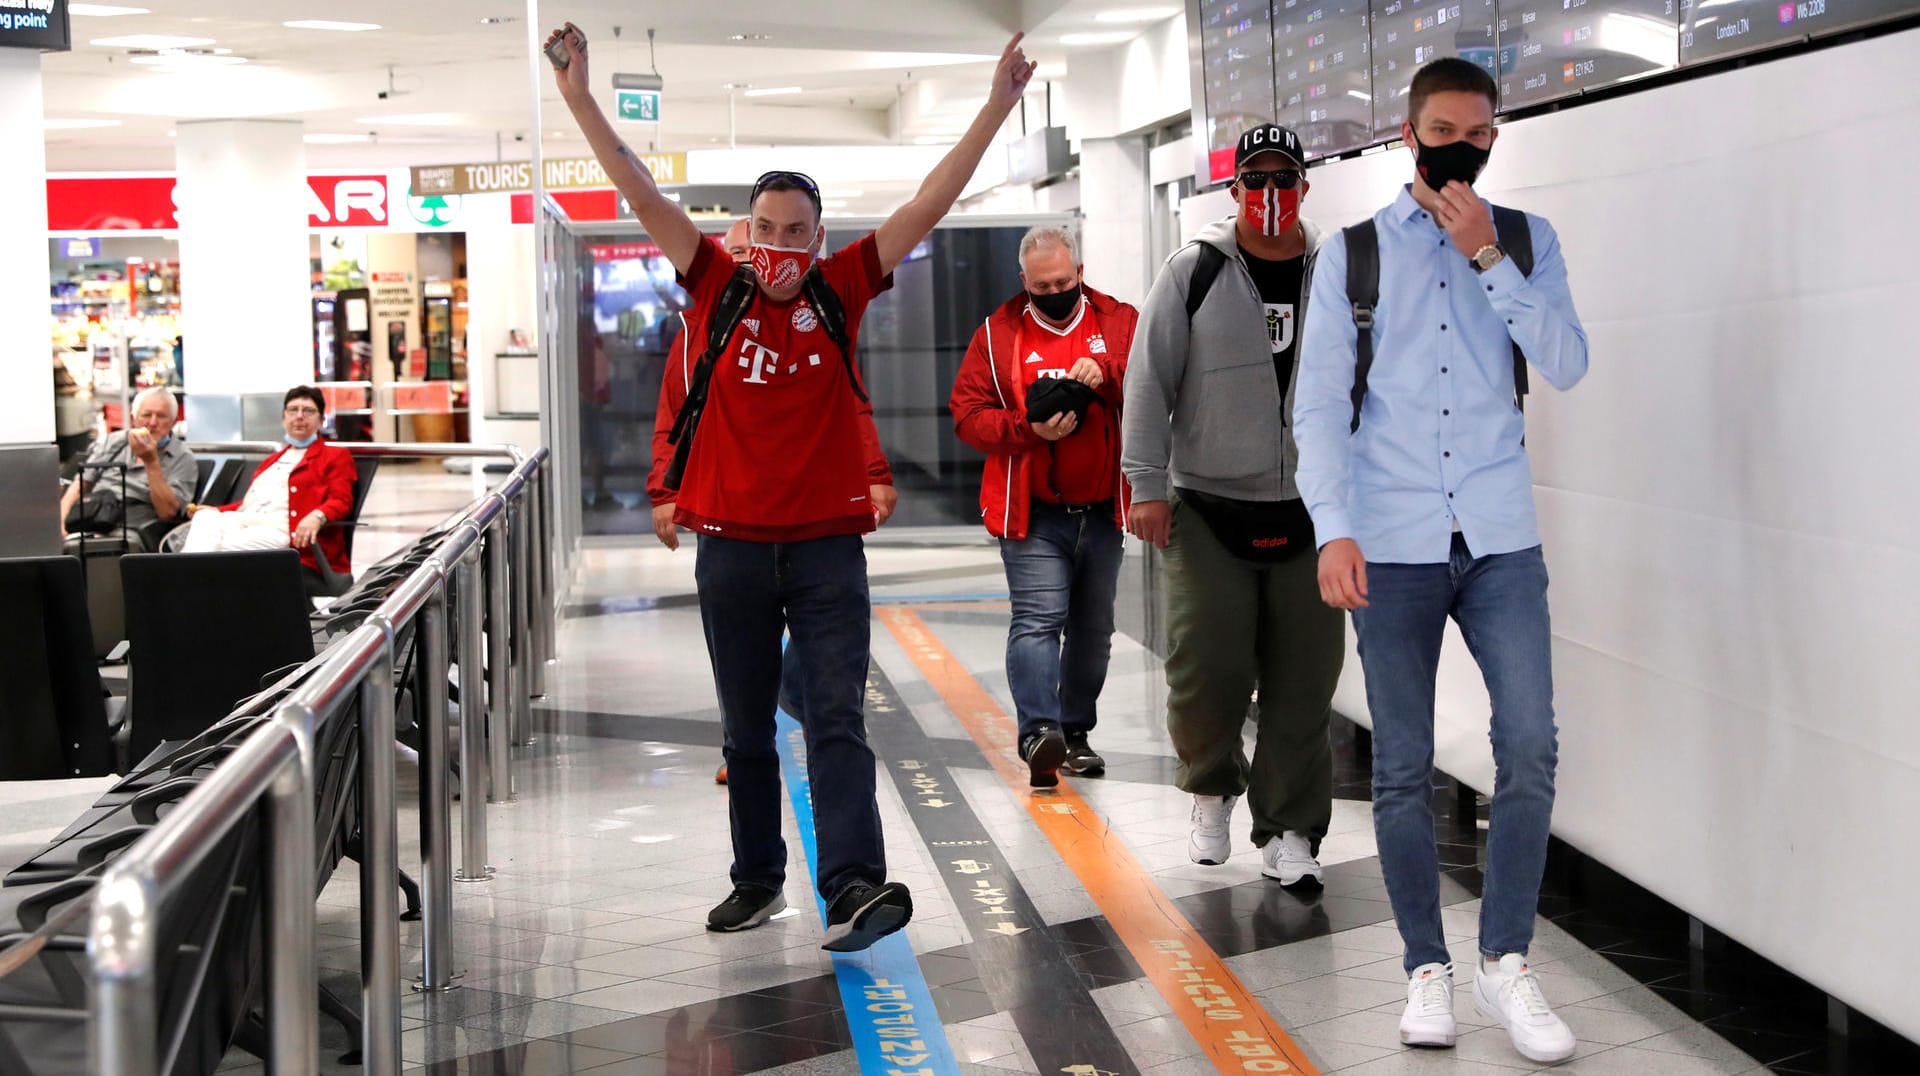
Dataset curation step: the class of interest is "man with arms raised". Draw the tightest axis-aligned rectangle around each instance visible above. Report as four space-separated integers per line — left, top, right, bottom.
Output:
548 22 1034 951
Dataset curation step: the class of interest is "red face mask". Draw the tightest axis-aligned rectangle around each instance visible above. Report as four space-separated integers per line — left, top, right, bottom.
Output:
750 244 813 290
1239 186 1299 238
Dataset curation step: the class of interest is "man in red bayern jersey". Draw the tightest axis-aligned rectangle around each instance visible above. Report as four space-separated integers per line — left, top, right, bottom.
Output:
549 21 1036 951
949 226 1137 789
647 218 900 788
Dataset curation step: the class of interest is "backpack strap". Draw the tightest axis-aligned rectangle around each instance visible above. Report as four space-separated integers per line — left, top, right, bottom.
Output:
1491 205 1533 413
1344 220 1380 434
663 263 758 491
1184 243 1228 321
799 267 868 403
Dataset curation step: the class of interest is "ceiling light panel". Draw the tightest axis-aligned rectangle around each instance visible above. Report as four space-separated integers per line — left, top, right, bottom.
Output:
69 4 152 15
90 34 216 48
351 113 463 126
283 20 382 32
1094 6 1180 22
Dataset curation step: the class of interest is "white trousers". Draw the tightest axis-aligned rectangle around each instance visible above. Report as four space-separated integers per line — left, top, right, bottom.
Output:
183 511 289 554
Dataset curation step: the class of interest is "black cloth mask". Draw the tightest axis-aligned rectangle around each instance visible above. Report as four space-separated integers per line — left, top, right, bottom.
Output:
1029 285 1082 323
1414 136 1490 191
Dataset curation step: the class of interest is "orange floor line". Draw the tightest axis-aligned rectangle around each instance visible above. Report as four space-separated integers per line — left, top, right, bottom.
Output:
877 607 1323 1076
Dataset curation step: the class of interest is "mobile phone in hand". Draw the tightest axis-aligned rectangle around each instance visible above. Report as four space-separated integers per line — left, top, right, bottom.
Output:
544 37 571 69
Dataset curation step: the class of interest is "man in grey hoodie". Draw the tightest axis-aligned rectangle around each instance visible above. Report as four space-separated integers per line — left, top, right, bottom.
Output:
1122 124 1344 887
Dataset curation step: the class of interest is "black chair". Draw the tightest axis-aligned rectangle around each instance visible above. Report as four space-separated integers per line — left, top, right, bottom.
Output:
310 457 381 598
0 766 268 1075
119 550 315 766
0 557 117 780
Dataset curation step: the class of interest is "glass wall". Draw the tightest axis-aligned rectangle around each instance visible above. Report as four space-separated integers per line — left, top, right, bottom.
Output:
562 217 1074 539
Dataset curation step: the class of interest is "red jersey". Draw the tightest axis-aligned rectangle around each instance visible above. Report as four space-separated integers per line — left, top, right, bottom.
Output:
666 233 887 543
1016 304 1119 505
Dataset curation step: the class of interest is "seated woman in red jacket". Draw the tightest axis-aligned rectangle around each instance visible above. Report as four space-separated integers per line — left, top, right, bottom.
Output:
183 385 358 593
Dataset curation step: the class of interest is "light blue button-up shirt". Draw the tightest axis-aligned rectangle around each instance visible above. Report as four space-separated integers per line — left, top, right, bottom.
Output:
1293 185 1589 565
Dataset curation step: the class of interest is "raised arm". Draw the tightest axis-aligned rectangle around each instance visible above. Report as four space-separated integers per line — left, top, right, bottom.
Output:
874 33 1035 274
547 23 702 273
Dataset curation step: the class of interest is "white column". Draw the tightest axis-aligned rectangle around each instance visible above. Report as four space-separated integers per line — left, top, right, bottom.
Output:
0 50 51 445
175 119 310 440
1078 136 1153 307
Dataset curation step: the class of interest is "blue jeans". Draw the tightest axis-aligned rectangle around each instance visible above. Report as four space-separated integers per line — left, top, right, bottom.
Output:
696 533 884 903
1351 535 1558 974
999 502 1125 742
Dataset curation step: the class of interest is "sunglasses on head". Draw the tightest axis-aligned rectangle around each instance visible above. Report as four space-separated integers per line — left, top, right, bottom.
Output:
751 170 822 211
1237 169 1302 191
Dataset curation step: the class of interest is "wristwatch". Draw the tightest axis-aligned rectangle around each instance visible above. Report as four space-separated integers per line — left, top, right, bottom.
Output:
1471 244 1506 273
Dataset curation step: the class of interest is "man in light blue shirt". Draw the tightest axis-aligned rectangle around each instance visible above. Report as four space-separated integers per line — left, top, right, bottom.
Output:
1293 59 1589 1065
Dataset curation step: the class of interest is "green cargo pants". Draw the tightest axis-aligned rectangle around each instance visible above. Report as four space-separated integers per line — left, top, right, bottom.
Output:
1161 490 1345 851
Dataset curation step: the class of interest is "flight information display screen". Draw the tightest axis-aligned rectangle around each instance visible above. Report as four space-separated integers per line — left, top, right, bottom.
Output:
1678 0 1916 64
1273 0 1376 158
1496 0 1679 110
1370 0 1498 137
1200 0 1279 182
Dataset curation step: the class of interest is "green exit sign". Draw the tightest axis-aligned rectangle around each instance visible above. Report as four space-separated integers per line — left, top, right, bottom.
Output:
617 88 660 123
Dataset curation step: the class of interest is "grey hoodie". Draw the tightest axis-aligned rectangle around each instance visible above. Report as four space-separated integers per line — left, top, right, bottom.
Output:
1122 215 1328 504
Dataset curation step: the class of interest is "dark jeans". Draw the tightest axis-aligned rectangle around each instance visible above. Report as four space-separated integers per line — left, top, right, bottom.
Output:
998 502 1125 742
1352 534 1558 974
696 533 884 903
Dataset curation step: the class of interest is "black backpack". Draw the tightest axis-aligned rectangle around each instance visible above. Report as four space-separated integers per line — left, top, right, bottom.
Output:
1343 205 1534 433
663 263 862 491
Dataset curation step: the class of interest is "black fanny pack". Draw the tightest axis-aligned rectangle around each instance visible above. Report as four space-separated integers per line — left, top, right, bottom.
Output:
1177 488 1315 562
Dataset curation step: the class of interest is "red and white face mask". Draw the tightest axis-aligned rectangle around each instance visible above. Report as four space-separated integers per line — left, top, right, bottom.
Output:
750 244 813 290
1239 186 1299 238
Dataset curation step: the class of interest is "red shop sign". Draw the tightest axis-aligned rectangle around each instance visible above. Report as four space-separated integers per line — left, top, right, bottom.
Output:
586 242 665 262
47 174 392 231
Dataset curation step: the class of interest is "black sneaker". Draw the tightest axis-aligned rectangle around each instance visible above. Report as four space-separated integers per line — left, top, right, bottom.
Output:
1062 733 1105 777
706 884 786 933
822 881 913 952
1020 724 1067 788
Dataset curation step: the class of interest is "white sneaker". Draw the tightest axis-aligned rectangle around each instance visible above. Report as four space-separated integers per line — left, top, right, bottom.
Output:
1187 794 1237 865
1259 831 1324 886
1399 962 1457 1047
1473 953 1577 1063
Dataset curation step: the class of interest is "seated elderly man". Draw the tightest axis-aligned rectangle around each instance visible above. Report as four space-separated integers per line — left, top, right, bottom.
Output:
182 386 359 596
59 387 196 548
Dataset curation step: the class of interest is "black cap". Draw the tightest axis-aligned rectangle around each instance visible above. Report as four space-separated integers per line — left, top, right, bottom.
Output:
1235 124 1305 172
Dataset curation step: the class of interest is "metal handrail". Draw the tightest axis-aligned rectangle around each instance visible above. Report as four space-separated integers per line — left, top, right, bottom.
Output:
87 444 556 1075
184 440 529 464
89 722 313 1074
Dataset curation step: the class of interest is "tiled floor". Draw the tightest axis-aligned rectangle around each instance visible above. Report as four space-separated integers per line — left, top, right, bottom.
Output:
212 523 1915 1075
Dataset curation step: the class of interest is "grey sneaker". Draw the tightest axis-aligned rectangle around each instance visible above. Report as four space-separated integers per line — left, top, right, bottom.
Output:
706 884 785 932
1061 733 1105 776
821 882 913 952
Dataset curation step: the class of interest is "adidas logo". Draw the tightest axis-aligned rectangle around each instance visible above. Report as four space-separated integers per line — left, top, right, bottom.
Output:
1025 351 1045 364
743 318 762 335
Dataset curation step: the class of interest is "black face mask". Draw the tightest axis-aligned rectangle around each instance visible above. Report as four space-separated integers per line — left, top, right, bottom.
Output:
1029 284 1082 322
1413 136 1490 192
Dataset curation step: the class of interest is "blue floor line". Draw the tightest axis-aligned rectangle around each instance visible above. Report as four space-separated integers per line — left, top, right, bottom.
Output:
774 704 962 1076
870 592 1009 604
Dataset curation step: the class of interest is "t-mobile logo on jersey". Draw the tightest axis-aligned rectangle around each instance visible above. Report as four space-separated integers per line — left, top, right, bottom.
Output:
737 340 823 385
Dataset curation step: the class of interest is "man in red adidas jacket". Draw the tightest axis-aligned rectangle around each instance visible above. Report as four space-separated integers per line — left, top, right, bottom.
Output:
552 21 1037 953
949 226 1138 789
